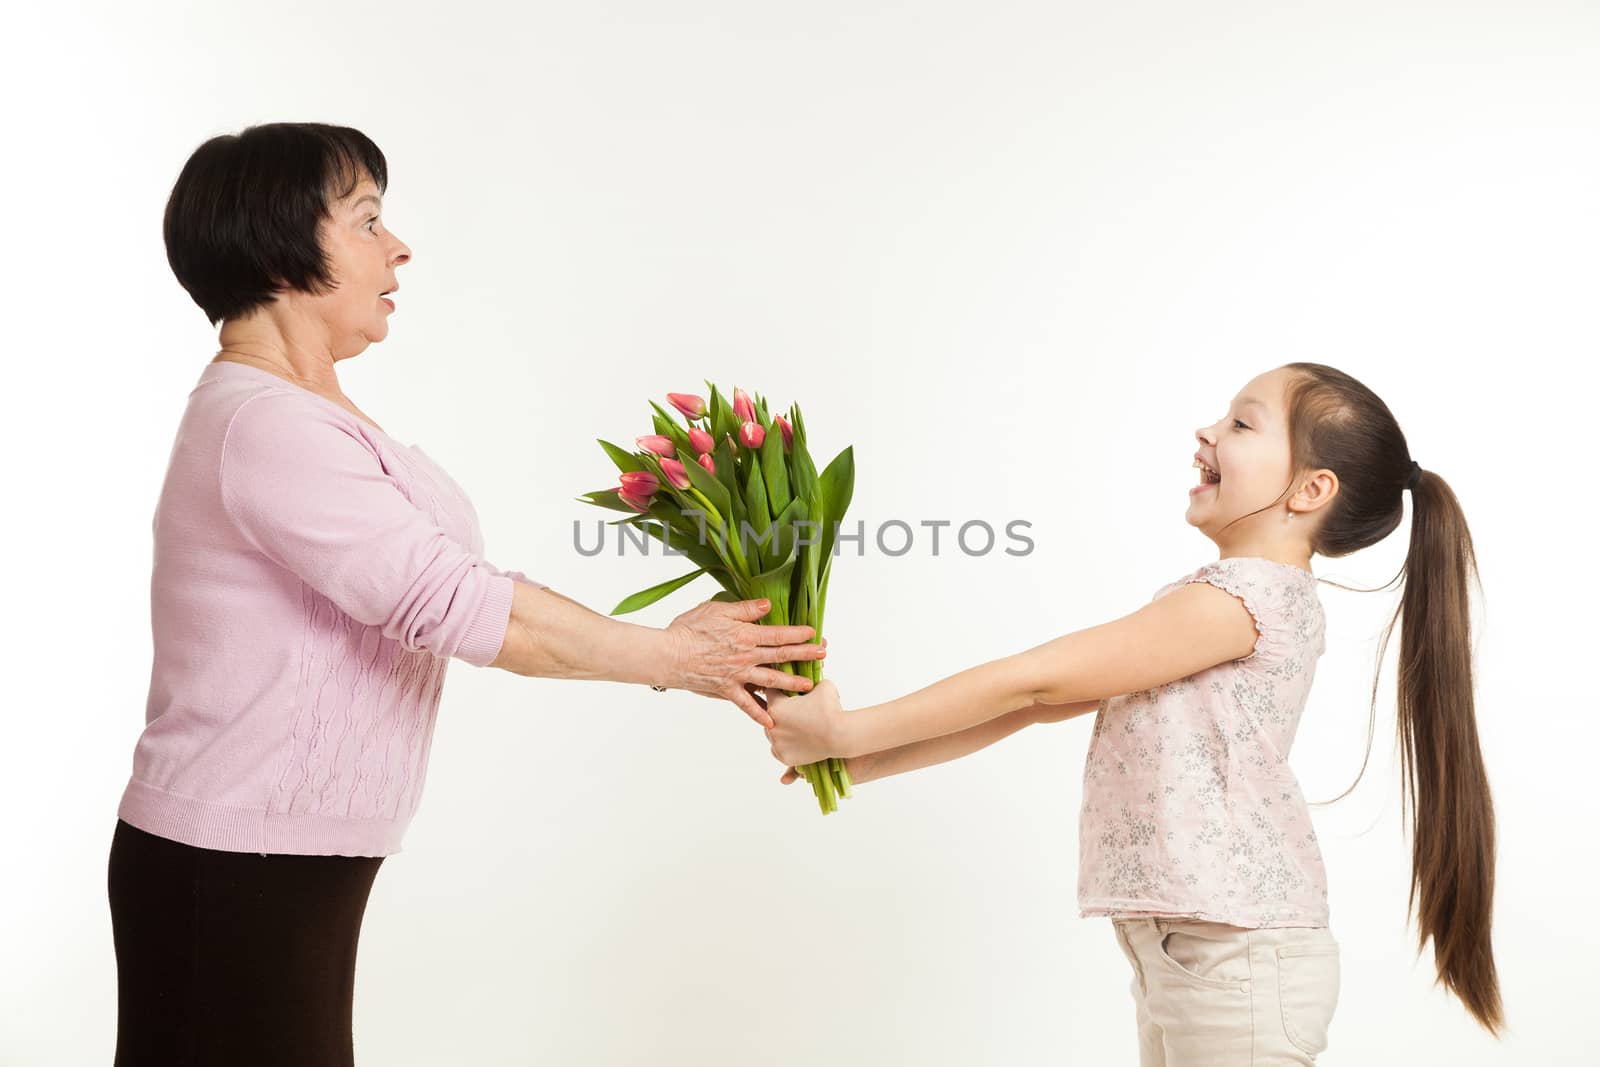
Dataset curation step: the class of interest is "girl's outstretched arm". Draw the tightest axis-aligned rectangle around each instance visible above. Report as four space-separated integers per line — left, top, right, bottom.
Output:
783 698 1100 787
765 581 1259 766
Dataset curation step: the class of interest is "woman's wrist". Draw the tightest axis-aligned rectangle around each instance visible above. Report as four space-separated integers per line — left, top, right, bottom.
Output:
644 626 682 689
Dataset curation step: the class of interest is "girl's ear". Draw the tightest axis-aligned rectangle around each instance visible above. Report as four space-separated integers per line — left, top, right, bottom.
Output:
1294 468 1340 517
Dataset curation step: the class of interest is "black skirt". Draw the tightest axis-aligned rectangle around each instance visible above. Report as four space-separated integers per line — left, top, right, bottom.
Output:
106 818 386 1067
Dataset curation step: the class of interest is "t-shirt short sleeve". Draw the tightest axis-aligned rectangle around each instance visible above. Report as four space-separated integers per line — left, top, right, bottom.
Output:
1182 557 1279 665
218 391 515 667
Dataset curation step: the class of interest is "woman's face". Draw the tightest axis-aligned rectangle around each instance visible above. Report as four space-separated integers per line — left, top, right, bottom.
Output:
302 171 411 354
1188 367 1302 534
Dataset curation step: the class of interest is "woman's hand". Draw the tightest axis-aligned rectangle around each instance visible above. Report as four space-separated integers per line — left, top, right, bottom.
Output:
763 678 850 768
663 598 825 727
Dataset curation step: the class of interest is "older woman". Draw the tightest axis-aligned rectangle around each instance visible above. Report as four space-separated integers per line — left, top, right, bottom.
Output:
106 122 823 1067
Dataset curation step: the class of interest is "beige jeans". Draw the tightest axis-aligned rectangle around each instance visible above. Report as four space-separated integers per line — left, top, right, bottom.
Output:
1111 917 1340 1066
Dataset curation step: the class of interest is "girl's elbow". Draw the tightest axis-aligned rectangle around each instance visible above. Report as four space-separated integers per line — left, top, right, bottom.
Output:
1026 698 1102 724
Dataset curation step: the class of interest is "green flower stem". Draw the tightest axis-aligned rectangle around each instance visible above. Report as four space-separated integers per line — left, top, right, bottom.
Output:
672 489 748 582
686 486 750 577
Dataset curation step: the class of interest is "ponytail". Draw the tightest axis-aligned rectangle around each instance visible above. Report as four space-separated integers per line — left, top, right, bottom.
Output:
1392 468 1503 1034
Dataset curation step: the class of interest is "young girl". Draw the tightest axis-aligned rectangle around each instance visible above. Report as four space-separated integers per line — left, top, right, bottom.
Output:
763 362 1501 1064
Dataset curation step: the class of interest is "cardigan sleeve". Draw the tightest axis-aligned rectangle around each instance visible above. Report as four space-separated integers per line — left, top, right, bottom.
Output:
484 562 547 590
218 391 514 666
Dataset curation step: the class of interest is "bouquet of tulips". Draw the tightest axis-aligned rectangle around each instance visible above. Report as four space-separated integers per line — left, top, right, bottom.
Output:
579 384 856 813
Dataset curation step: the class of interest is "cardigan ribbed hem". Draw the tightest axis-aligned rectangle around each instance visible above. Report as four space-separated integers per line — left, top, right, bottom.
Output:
116 778 407 857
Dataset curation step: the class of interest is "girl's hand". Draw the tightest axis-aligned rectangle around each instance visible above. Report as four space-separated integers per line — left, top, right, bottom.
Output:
763 678 848 768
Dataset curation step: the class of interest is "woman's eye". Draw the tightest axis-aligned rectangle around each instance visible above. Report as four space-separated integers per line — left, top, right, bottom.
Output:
1232 418 1249 430
365 216 379 232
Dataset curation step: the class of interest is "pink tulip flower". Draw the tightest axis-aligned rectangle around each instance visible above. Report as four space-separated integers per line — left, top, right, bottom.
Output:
619 471 659 496
733 388 756 424
688 426 715 454
698 452 716 475
739 420 766 449
658 458 692 490
774 415 793 451
636 434 676 457
667 392 707 420
618 487 654 513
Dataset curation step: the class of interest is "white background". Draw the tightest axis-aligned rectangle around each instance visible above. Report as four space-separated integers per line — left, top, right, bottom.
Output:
4 2 1596 1064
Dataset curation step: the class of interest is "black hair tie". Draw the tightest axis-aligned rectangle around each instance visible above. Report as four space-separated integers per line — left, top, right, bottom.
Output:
1405 459 1421 491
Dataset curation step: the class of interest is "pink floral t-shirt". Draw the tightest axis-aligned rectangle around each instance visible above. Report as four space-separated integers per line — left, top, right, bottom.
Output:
1077 556 1331 928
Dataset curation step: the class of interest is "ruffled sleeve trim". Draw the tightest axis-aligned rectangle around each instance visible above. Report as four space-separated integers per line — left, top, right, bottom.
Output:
1183 558 1276 665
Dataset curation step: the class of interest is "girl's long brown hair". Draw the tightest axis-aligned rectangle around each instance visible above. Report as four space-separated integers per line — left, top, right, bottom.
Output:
1229 362 1502 1035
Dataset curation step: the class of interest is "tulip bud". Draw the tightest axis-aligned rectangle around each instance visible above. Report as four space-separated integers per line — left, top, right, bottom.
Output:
687 426 715 454
739 420 766 450
667 392 707 420
619 471 660 496
636 434 676 457
658 458 692 490
733 388 756 424
697 452 716 475
774 415 793 451
618 487 654 513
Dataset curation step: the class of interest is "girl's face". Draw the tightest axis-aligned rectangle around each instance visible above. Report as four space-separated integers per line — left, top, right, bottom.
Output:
1188 367 1303 537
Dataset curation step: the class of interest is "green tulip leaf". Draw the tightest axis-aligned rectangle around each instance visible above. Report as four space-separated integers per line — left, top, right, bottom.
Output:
610 568 707 615
598 439 647 474
760 421 791 519
633 520 727 575
818 445 855 564
580 489 645 515
709 432 737 498
677 440 732 518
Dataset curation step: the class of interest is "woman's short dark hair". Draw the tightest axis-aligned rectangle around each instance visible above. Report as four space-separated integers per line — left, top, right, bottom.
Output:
163 122 389 326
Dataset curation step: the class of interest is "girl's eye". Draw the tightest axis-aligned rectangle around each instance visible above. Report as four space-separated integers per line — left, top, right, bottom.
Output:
365 216 379 232
1232 418 1249 430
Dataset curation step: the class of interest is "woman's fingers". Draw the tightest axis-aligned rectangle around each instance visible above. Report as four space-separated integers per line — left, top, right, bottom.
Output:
729 598 774 621
731 685 774 728
758 671 815 694
750 624 816 646
746 667 815 693
780 767 798 784
758 643 826 666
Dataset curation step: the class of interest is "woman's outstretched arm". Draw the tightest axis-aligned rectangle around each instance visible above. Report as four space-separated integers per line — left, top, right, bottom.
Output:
490 580 824 727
